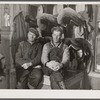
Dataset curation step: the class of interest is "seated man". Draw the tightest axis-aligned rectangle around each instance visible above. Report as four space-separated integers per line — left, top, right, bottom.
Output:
15 28 43 89
41 26 70 89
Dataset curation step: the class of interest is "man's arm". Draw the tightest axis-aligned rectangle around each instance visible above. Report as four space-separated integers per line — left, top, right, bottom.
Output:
30 44 42 66
41 43 49 66
15 42 30 66
41 43 60 71
61 46 70 66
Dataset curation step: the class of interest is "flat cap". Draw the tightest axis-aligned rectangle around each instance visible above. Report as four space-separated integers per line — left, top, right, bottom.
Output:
29 28 39 37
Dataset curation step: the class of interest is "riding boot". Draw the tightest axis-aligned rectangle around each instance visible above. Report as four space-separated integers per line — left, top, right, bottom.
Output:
28 82 35 89
58 81 66 89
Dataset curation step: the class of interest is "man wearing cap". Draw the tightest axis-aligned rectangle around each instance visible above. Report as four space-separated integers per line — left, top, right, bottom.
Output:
41 26 70 89
15 28 43 89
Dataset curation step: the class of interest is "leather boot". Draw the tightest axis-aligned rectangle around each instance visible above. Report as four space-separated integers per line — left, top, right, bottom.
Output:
17 82 29 89
16 82 22 89
28 82 35 89
58 81 66 89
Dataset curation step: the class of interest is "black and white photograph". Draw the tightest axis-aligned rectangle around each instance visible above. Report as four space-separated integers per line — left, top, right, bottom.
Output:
0 2 100 93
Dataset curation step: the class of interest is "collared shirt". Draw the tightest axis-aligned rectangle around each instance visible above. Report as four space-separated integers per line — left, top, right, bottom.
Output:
15 40 42 66
41 41 70 66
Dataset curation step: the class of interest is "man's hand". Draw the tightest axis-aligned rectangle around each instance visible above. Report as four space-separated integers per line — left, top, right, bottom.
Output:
46 61 59 70
52 63 63 71
46 61 63 71
22 63 28 69
22 62 32 69
52 65 60 71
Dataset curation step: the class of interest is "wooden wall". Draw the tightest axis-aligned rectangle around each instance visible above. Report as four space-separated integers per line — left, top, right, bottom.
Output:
0 4 28 69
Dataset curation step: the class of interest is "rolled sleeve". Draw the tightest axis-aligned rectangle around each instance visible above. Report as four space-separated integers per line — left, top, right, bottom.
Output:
61 46 70 65
41 43 50 66
15 42 30 66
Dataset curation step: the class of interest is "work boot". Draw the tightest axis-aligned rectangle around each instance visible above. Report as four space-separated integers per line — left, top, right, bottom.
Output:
28 82 35 89
58 81 66 89
16 82 22 89
16 82 29 89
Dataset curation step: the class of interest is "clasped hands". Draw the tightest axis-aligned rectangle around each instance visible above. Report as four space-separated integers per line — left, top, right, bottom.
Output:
22 61 63 71
46 61 63 71
22 62 32 69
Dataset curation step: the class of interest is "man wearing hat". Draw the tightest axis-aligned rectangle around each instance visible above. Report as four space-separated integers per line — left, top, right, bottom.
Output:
15 28 43 89
41 26 70 89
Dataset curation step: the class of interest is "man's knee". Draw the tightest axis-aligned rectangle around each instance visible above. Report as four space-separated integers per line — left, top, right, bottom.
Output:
29 69 43 79
34 71 42 80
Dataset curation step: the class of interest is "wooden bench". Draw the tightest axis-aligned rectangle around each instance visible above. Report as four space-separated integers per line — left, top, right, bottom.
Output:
38 70 84 89
64 70 84 89
9 68 85 89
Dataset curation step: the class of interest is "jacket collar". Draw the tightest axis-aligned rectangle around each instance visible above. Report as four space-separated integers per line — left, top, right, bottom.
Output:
50 40 63 48
27 39 38 45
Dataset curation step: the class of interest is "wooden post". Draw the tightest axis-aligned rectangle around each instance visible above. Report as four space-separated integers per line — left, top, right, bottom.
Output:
9 4 29 89
9 4 16 89
90 5 98 72
94 5 98 71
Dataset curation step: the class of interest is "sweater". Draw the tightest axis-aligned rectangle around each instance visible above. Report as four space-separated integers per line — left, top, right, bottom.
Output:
41 41 70 66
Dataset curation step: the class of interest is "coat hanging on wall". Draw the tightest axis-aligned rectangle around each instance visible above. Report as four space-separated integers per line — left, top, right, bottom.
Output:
11 11 27 62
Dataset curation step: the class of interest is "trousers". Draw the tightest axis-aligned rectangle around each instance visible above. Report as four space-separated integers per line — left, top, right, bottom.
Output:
16 66 43 89
43 66 65 89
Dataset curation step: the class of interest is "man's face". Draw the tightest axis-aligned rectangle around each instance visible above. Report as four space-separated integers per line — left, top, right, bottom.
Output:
52 30 62 43
27 31 37 42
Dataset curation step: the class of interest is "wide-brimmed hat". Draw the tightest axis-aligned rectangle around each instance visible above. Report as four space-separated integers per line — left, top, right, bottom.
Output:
70 38 91 50
37 13 57 30
25 15 38 28
71 38 82 49
57 7 84 26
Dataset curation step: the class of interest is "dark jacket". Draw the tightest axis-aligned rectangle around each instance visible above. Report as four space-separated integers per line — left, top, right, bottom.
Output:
11 12 27 62
15 41 42 67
